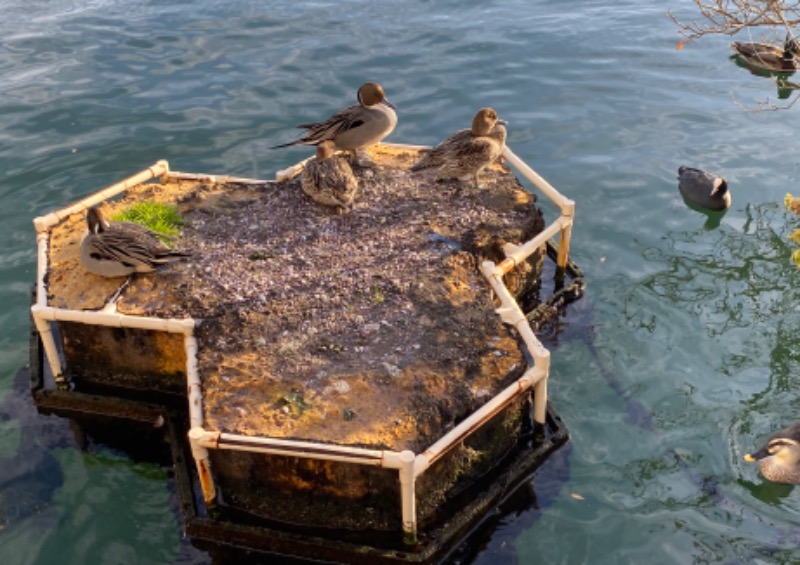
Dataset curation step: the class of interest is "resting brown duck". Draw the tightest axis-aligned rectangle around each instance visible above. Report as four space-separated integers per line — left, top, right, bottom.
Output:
300 140 359 210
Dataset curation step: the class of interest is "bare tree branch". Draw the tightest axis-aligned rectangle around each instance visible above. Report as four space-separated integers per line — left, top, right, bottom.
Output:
668 1 800 43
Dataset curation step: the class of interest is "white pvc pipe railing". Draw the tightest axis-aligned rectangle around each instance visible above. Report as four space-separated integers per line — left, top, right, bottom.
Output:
168 171 271 185
31 147 574 546
33 161 170 233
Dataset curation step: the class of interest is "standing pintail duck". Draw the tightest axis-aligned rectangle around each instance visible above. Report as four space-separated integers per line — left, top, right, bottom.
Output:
300 140 359 211
730 33 800 72
677 166 731 212
744 422 800 484
410 107 507 189
80 206 189 278
273 82 397 161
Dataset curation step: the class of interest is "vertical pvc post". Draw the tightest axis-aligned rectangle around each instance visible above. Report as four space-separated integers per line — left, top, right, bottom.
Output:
188 427 217 507
31 310 64 382
556 201 575 278
532 350 550 427
184 335 203 429
398 450 417 545
533 372 548 427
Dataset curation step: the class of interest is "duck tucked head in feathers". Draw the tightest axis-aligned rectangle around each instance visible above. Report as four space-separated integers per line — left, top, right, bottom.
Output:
80 207 189 278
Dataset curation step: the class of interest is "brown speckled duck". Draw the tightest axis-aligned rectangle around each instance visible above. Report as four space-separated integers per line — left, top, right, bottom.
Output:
300 140 359 210
411 107 507 189
80 207 188 278
744 422 800 484
731 33 800 72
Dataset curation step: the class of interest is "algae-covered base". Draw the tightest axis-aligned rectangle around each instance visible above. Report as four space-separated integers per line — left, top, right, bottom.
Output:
45 144 547 529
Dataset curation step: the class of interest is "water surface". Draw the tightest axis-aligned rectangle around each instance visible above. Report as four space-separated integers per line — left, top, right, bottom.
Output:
2 1 799 563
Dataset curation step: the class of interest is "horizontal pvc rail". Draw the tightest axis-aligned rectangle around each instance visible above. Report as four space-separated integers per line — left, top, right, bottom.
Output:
33 161 170 233
31 304 195 333
414 366 546 476
501 147 574 214
190 428 409 467
274 142 433 182
167 171 272 185
497 216 571 276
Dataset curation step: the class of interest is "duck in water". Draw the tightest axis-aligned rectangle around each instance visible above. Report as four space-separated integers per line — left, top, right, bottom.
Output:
744 422 800 484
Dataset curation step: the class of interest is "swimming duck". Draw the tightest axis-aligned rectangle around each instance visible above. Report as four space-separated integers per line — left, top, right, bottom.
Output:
677 166 731 212
744 422 800 484
273 82 397 159
80 206 189 278
730 33 800 72
300 140 359 210
410 107 507 189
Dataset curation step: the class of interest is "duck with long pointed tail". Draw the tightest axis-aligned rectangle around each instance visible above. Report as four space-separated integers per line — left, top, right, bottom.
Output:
677 166 731 212
301 140 359 211
744 422 800 484
731 33 800 72
80 206 189 278
411 107 507 189
272 82 397 163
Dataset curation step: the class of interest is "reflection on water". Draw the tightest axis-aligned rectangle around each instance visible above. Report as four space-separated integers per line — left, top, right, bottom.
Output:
0 369 66 532
680 195 730 230
730 55 800 100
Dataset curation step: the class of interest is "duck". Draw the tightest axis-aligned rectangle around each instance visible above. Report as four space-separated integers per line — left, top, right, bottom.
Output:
744 422 800 484
730 33 800 72
272 82 397 160
410 107 507 189
677 166 731 212
80 206 189 278
300 140 359 210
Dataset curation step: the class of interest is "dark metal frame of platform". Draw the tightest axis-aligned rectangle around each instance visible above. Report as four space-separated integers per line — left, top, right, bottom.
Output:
28 311 569 564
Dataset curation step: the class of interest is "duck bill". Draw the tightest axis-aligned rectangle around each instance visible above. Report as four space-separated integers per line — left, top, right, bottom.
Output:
383 98 396 110
743 447 769 462
497 119 509 126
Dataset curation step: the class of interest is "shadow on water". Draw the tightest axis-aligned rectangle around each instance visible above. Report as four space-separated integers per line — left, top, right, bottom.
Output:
0 367 71 532
442 445 572 565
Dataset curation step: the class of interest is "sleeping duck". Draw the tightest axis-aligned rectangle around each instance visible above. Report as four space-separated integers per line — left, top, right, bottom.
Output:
677 166 731 212
744 422 800 484
730 33 800 72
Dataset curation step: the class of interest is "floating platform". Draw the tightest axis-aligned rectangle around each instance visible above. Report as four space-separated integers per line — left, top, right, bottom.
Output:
29 143 578 562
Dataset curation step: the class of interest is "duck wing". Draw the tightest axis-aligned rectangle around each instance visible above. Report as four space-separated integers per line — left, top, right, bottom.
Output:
273 104 366 148
731 41 782 59
410 129 473 171
678 166 727 196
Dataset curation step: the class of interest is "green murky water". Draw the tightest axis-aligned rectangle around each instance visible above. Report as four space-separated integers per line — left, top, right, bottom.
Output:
2 1 799 562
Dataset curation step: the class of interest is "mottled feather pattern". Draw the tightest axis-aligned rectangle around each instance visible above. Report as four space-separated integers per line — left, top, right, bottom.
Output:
301 141 359 209
410 108 506 188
